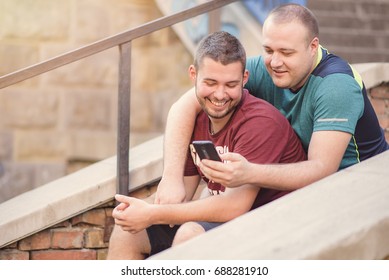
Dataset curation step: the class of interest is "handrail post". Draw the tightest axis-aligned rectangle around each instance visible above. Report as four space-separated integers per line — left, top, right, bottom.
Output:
117 42 132 196
208 7 221 33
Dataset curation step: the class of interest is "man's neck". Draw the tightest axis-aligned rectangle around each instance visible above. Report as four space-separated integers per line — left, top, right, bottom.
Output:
209 111 234 135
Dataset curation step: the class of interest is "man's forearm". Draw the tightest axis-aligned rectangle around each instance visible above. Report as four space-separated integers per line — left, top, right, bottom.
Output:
246 160 321 190
247 130 349 190
162 87 199 179
150 192 252 225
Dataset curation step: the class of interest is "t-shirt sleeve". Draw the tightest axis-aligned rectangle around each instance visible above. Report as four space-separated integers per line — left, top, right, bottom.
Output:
313 74 364 134
184 145 199 177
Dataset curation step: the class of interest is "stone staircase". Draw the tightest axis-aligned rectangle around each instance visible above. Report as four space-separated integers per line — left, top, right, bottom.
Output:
307 0 389 63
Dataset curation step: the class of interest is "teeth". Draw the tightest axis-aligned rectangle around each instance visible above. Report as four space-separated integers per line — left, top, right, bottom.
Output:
210 100 227 107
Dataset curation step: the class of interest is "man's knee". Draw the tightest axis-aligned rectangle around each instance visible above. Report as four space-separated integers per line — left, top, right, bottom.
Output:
107 225 150 260
173 222 205 246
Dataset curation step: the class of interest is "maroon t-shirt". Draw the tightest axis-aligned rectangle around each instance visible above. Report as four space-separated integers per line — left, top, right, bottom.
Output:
185 89 306 209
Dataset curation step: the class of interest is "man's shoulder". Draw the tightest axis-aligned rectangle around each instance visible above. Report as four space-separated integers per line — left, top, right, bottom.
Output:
246 55 265 72
240 90 285 120
243 90 275 108
313 47 354 79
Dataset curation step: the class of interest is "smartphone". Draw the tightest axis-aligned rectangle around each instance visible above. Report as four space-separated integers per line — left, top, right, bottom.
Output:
192 140 222 162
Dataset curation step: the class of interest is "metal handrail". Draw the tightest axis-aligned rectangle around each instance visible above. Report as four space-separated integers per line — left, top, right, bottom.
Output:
0 0 239 195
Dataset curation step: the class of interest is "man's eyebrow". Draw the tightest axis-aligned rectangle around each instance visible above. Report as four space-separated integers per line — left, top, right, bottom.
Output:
203 78 241 83
280 48 296 52
203 78 217 82
262 44 295 52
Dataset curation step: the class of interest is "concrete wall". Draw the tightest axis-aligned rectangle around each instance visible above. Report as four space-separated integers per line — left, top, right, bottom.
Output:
0 0 193 203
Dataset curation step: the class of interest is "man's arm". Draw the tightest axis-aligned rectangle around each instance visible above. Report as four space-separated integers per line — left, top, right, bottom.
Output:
154 87 202 204
199 130 351 190
113 183 259 233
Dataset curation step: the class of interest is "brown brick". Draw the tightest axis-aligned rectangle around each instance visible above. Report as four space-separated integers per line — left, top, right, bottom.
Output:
130 184 157 199
370 98 387 115
51 228 84 249
51 220 72 228
84 228 106 248
97 248 108 260
31 249 96 260
18 229 51 251
104 213 115 243
0 249 29 260
377 115 389 129
105 207 113 218
99 200 116 208
71 208 106 227
2 242 17 249
370 84 389 99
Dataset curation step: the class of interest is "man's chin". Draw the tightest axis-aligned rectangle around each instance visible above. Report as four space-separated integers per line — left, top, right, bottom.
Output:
272 79 290 89
209 112 228 119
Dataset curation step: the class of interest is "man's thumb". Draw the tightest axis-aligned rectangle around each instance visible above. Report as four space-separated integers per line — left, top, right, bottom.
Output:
115 194 131 204
220 152 239 162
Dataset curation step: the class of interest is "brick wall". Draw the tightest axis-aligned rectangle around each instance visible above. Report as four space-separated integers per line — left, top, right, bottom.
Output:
0 201 115 260
0 185 156 260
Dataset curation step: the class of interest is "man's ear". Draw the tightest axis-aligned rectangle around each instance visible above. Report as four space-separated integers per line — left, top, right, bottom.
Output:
188 65 197 82
243 69 249 86
310 37 319 55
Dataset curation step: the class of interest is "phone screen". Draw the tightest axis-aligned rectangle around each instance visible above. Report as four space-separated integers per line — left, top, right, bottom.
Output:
192 140 222 162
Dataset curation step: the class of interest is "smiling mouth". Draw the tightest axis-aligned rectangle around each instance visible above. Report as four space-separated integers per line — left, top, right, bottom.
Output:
272 69 287 75
209 99 229 107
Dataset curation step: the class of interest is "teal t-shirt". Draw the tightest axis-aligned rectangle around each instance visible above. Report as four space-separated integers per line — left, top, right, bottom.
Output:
245 46 388 169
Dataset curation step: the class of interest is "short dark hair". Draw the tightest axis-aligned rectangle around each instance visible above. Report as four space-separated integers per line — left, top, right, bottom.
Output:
194 31 246 73
267 4 319 41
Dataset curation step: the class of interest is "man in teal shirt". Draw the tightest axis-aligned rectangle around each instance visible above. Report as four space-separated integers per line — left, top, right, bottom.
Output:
246 47 382 169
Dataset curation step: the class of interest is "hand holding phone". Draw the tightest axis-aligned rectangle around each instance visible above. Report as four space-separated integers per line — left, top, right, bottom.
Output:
192 140 222 162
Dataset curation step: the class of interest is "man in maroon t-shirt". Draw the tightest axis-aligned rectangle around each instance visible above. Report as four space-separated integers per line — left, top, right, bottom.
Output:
107 31 306 259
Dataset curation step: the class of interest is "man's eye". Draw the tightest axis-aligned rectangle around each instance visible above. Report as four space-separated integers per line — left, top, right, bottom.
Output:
264 48 273 54
226 83 238 88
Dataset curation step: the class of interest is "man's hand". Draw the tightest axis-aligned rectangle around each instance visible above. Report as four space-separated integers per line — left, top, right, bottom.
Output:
154 176 186 204
199 152 252 188
112 194 154 234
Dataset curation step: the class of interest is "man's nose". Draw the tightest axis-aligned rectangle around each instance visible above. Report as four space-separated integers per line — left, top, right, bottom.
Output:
214 85 226 99
270 53 283 68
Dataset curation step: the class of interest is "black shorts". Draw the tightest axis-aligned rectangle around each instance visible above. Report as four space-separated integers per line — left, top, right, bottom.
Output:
146 224 179 256
146 222 223 256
